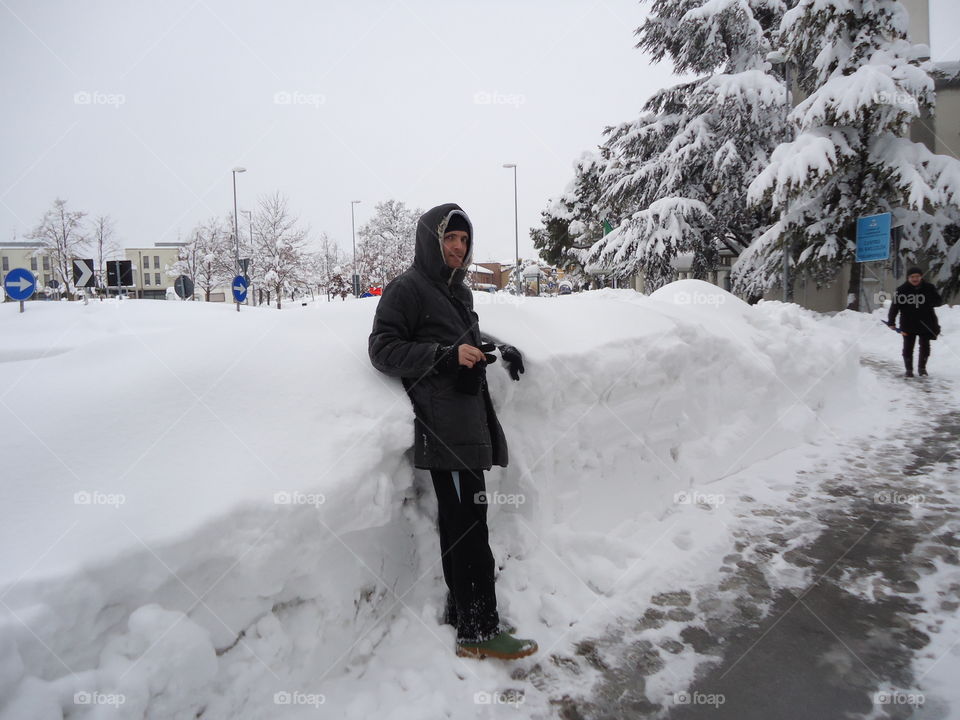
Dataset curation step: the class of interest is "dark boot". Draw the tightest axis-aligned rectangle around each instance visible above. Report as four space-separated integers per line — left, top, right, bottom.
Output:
903 356 914 378
441 592 515 633
919 338 930 376
441 592 457 628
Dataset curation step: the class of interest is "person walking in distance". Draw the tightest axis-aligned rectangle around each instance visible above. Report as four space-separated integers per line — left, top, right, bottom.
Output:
368 203 536 660
886 267 943 377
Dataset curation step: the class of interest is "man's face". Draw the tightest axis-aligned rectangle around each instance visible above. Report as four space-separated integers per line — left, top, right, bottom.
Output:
908 273 922 286
442 230 469 268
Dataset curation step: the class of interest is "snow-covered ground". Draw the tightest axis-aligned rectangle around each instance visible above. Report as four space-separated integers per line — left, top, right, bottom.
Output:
0 280 957 719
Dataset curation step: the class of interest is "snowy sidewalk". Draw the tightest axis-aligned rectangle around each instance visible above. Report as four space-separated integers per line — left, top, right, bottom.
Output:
552 354 960 719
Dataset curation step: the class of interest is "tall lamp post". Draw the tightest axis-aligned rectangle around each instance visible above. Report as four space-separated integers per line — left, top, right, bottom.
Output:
502 163 520 296
766 50 793 302
351 200 361 297
231 166 246 312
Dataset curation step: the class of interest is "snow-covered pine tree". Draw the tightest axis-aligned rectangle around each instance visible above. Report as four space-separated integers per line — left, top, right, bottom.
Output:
585 0 791 291
531 151 606 278
737 0 960 306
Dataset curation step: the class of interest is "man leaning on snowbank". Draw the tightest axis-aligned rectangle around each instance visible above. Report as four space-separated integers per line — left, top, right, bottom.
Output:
368 203 536 660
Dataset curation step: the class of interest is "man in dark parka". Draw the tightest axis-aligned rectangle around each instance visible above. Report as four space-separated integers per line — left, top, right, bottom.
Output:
886 266 943 377
368 203 536 660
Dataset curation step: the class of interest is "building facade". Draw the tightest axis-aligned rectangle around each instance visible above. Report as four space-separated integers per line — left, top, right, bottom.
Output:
0 242 57 298
123 243 187 299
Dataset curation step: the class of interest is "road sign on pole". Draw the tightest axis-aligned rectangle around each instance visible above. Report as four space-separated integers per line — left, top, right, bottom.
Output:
4 267 37 312
232 275 249 304
72 259 95 288
107 260 134 291
174 275 194 300
856 212 892 262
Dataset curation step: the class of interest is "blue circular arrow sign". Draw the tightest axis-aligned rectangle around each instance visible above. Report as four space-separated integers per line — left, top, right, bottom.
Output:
4 268 37 301
231 275 249 303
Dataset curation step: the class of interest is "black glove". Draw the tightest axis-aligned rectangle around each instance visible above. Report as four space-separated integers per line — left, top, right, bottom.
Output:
478 342 498 365
436 343 497 372
434 344 461 374
498 344 524 381
455 345 494 395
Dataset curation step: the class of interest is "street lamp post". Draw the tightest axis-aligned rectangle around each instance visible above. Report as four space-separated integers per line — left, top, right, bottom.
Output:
351 200 361 297
231 166 246 311
502 163 520 296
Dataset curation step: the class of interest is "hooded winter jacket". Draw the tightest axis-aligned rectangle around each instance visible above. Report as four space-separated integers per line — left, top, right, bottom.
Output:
887 280 942 338
368 203 508 470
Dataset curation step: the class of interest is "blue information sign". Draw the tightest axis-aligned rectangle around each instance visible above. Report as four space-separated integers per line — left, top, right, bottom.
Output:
856 212 892 262
231 275 249 303
3 268 37 301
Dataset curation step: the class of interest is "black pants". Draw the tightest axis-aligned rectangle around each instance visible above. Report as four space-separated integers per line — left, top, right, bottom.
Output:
902 334 931 371
430 469 500 642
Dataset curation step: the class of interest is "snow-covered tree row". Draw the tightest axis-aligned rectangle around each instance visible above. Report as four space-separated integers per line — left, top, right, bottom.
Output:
18 194 425 306
535 0 960 301
170 194 338 308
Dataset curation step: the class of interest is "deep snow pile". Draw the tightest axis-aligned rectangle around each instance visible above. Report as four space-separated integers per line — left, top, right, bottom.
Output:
0 280 897 718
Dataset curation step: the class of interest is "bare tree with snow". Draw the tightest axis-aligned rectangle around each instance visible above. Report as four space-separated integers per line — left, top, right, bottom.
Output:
251 192 310 309
355 200 420 290
169 217 232 301
26 198 89 297
90 215 122 292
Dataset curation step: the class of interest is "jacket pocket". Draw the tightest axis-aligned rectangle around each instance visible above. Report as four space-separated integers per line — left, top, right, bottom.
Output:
429 385 490 449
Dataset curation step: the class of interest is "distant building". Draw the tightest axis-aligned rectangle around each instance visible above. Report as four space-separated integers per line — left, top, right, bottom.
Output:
0 242 53 298
468 263 498 291
124 243 187 299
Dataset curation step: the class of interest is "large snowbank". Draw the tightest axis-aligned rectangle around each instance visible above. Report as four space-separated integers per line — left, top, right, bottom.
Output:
0 281 904 718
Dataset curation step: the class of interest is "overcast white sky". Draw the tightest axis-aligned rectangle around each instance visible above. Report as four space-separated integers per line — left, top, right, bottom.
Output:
2 0 958 265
